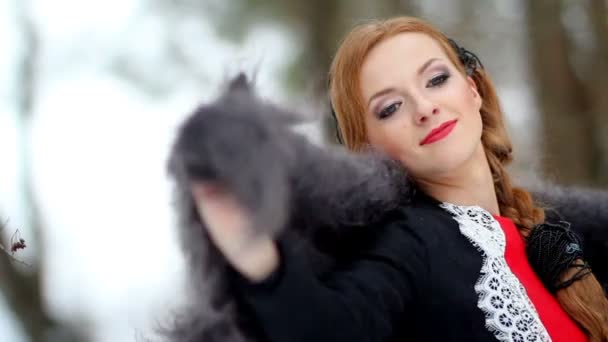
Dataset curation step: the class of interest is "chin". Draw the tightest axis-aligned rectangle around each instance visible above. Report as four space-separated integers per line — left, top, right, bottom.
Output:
411 142 480 177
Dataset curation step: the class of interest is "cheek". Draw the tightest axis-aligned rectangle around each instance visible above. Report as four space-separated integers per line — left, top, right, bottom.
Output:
463 83 482 114
367 118 416 159
465 93 483 136
450 81 483 132
444 76 480 111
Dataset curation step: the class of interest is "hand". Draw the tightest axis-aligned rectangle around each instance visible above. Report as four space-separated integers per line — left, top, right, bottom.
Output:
192 182 279 282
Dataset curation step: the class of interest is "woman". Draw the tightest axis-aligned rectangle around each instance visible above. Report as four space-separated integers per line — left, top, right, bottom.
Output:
185 17 608 342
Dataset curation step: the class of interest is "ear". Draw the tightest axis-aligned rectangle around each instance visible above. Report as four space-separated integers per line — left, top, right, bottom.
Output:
466 76 482 109
227 72 253 93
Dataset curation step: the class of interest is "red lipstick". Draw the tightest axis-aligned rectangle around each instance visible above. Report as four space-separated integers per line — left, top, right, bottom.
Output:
420 119 458 146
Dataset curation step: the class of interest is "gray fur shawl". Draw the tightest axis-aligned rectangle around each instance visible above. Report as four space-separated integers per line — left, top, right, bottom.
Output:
162 74 608 342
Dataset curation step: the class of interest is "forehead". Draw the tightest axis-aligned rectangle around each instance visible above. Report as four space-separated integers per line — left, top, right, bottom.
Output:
360 32 448 91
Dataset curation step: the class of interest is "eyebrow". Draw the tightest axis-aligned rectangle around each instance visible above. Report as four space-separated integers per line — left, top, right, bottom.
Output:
417 57 440 75
366 57 440 108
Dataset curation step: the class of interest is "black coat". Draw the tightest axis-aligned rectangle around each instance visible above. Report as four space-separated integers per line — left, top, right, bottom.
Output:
231 191 605 342
164 75 608 342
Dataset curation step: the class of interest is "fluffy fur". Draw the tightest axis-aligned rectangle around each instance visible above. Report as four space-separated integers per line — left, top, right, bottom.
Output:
162 74 607 342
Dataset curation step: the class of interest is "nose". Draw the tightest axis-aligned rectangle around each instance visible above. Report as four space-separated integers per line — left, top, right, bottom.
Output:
412 95 439 125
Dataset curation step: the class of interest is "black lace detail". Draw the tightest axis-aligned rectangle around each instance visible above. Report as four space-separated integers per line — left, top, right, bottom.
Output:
526 221 591 292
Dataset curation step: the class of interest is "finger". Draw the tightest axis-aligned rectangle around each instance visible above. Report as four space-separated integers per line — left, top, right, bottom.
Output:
192 182 252 238
191 181 222 199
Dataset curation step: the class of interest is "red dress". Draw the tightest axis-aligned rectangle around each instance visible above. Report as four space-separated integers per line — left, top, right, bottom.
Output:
494 215 588 342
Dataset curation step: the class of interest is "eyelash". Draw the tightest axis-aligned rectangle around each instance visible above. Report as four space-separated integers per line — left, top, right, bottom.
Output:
376 72 451 120
427 73 450 87
377 102 402 119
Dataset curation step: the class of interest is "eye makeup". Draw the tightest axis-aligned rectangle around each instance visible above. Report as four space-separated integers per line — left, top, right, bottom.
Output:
427 73 450 87
368 64 452 120
375 101 403 120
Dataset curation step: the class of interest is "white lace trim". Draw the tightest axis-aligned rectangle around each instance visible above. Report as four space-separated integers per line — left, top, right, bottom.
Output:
440 203 551 342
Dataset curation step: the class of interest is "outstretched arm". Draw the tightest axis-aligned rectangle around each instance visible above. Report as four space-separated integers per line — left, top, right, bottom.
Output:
229 217 425 342
164 74 418 342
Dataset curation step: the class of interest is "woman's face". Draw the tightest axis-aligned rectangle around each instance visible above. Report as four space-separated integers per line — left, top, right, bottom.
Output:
359 32 484 179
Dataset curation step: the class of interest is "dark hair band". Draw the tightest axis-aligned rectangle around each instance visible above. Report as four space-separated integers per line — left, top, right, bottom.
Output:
526 221 592 293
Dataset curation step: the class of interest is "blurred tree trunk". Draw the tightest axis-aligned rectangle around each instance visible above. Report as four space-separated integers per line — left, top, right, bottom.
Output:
525 0 599 186
457 0 478 38
0 1 89 341
584 0 608 185
299 0 341 142
385 0 417 15
6 1 50 340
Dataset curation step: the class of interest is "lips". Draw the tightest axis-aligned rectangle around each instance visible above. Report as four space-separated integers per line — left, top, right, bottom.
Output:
420 119 458 146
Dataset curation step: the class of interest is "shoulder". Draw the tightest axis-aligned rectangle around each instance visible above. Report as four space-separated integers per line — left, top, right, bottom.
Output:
303 203 433 259
302 191 461 262
358 199 458 258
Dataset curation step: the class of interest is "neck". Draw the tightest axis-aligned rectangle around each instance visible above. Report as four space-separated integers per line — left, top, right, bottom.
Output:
416 145 500 215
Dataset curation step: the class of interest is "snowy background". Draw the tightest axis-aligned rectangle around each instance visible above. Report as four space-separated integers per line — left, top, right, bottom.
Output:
3 0 604 341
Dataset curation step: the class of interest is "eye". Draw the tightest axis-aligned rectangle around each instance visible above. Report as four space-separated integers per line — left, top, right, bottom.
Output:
377 101 402 119
427 73 450 87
